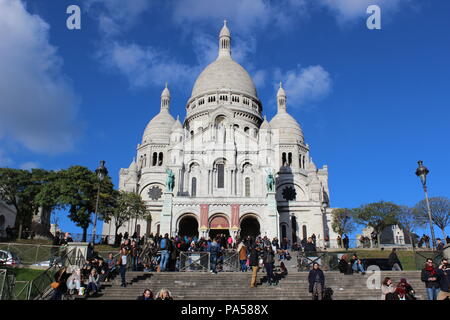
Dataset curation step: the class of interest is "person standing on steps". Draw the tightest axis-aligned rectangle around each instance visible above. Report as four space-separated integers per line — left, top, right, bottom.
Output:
118 247 128 287
237 241 248 272
421 258 440 300
159 233 171 272
249 244 260 288
436 258 450 300
262 245 276 285
208 237 220 274
308 263 325 300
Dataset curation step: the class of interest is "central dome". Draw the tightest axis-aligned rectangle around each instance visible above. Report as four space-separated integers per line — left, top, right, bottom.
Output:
189 21 258 101
190 57 258 99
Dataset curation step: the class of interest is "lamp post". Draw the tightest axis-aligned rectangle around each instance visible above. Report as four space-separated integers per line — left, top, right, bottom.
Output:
415 160 436 250
92 160 108 246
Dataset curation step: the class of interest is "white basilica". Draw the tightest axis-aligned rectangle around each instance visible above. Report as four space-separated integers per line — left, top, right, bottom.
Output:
102 22 338 247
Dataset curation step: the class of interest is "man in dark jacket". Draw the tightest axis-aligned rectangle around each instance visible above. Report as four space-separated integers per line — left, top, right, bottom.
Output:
421 258 440 300
388 248 403 271
249 246 260 288
304 237 316 253
436 258 450 300
308 263 325 300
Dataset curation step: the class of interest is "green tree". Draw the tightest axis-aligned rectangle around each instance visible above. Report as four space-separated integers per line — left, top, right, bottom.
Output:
101 191 150 240
331 208 355 247
414 196 450 239
56 166 115 242
0 168 56 238
0 168 32 238
354 201 401 247
397 205 424 249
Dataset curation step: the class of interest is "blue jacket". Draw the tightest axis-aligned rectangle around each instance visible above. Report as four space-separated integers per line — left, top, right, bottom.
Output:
208 242 220 255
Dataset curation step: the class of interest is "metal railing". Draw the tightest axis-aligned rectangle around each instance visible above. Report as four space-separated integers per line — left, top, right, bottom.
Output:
179 252 210 272
297 251 341 271
28 247 86 300
218 250 240 272
12 281 32 300
0 269 14 300
0 242 62 266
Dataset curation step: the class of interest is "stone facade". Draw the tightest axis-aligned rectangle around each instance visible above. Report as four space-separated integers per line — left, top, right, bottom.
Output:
102 22 338 247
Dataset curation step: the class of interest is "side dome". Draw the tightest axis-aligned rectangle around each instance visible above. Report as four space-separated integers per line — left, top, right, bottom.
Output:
190 58 258 99
143 109 175 143
270 112 304 143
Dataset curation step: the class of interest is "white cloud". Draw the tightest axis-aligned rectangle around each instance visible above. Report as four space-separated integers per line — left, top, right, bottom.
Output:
172 0 310 34
98 41 199 90
275 65 332 108
0 0 79 154
86 0 152 38
251 69 268 90
316 0 410 24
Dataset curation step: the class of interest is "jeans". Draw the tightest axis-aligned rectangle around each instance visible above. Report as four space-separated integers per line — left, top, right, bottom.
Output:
426 287 440 300
160 250 170 272
264 263 274 284
87 282 98 294
352 262 365 273
240 260 247 272
132 256 139 271
120 264 126 285
210 254 217 273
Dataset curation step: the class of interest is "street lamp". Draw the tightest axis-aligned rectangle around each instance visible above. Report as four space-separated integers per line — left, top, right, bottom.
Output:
92 160 108 246
415 160 436 250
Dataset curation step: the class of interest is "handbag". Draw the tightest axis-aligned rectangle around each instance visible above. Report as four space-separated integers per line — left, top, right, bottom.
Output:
50 282 60 289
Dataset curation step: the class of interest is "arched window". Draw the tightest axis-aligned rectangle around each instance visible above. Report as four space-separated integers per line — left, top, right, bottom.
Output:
245 177 250 197
217 163 224 188
158 152 163 166
299 155 302 168
288 152 292 166
282 153 287 166
191 177 197 197
152 152 157 166
244 127 249 134
302 225 307 240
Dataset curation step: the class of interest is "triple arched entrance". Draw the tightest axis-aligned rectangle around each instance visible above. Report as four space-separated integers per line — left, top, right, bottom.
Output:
177 213 261 240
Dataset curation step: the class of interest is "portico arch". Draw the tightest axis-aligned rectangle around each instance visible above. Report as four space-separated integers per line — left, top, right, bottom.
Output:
239 214 260 239
178 214 199 238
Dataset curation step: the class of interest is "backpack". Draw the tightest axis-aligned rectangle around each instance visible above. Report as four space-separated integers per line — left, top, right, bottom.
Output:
160 238 168 250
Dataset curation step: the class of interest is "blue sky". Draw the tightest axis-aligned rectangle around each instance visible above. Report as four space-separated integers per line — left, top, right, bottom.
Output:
0 0 449 239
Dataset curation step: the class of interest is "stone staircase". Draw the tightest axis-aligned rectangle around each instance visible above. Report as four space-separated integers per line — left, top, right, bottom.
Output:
81 270 426 300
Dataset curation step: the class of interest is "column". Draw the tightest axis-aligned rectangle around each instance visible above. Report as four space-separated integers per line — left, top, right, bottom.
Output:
160 192 173 236
266 191 279 239
230 204 240 240
199 204 209 238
